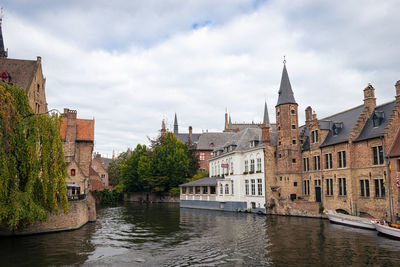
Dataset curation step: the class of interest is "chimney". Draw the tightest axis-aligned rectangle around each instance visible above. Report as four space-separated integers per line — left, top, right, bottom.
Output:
305 106 312 123
37 56 41 63
363 83 376 112
396 80 400 103
260 125 270 145
189 126 193 146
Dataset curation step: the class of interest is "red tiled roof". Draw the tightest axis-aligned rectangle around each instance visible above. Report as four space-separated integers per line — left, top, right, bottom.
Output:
89 166 99 176
60 118 94 141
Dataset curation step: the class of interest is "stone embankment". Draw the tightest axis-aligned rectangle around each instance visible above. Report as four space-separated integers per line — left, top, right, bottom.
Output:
125 192 180 203
0 193 96 236
266 198 326 218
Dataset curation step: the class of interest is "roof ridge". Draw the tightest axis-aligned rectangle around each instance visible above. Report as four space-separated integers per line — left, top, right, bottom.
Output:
374 100 396 109
320 104 364 121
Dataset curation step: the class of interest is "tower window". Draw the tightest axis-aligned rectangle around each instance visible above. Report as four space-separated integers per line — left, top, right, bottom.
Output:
292 125 296 129
292 139 296 145
292 158 296 164
291 109 295 115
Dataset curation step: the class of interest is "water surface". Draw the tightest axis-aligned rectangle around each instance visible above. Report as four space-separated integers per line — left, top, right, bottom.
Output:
1 202 400 266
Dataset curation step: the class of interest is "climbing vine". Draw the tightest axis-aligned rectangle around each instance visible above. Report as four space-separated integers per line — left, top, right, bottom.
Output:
0 83 68 230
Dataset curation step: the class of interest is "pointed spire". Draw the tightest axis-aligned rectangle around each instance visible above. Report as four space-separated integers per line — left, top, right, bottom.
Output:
0 8 7 58
263 101 270 126
173 113 178 134
276 60 296 107
229 114 232 126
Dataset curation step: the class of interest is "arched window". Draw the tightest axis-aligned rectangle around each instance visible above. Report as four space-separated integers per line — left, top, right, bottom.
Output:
71 169 76 176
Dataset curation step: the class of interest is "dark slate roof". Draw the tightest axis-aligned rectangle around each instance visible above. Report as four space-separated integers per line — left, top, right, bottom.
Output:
226 123 277 132
0 58 38 92
319 105 364 148
180 177 221 187
176 133 202 145
276 64 297 107
197 132 236 150
101 157 113 171
354 101 396 143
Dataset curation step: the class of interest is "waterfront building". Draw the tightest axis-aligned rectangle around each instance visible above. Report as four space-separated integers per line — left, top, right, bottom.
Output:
89 153 111 190
60 108 95 195
180 126 271 213
0 14 47 114
264 62 400 220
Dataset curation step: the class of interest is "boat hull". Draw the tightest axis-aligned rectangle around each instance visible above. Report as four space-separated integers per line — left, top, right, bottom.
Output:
375 223 400 239
325 211 375 230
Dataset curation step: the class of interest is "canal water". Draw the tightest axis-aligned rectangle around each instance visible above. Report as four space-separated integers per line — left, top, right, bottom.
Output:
2 202 400 266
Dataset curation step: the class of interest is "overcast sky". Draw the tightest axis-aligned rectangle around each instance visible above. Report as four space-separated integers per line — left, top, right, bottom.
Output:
2 0 400 157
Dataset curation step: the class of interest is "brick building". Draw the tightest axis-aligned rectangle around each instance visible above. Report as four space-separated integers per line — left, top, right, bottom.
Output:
263 63 400 220
90 153 110 190
60 108 95 195
0 15 47 114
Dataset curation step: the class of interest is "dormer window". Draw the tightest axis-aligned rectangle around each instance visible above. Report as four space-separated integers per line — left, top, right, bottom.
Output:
210 143 214 148
250 140 259 147
372 111 384 127
332 122 343 136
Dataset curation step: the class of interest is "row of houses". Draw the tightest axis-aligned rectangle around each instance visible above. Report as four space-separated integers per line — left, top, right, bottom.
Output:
0 17 111 198
178 63 400 221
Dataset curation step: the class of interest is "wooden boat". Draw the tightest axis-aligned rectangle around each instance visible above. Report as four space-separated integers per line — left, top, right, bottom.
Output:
325 210 376 230
375 222 400 239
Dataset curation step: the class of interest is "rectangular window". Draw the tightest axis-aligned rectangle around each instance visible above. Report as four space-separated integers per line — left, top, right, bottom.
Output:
231 181 234 195
202 186 208 194
373 146 384 165
338 151 346 168
182 187 187 194
250 159 255 172
220 184 223 195
195 186 201 194
312 131 315 143
189 187 193 194
225 184 229 194
316 130 319 143
210 186 216 194
200 152 205 161
231 162 234 174
303 158 309 172
304 180 310 196
313 156 321 170
375 178 385 198
325 153 332 169
257 179 262 196
245 180 249 195
251 179 256 195
326 178 333 196
360 179 370 197
257 158 262 172
245 160 249 172
338 178 346 196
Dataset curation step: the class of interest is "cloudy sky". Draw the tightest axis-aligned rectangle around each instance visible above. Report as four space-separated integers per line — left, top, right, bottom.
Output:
3 0 400 157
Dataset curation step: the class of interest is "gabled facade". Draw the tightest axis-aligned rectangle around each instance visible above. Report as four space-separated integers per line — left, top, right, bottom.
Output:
60 108 95 195
264 63 400 220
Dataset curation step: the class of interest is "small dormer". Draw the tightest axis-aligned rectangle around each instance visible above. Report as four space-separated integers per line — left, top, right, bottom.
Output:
372 111 384 127
250 140 259 148
332 122 343 136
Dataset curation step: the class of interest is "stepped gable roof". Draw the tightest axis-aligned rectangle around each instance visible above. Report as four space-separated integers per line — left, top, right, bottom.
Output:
276 64 297 107
0 58 38 92
180 177 221 187
389 130 400 158
175 132 202 145
89 166 99 176
320 104 364 148
60 118 95 141
197 132 236 150
101 157 113 171
354 101 396 142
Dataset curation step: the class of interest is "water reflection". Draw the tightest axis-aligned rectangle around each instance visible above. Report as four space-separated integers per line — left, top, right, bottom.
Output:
1 203 400 266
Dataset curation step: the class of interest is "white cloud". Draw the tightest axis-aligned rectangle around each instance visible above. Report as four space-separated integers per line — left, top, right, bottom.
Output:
2 0 400 156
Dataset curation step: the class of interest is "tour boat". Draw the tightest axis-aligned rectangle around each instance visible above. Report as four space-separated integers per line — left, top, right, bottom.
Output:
325 210 376 230
375 222 400 239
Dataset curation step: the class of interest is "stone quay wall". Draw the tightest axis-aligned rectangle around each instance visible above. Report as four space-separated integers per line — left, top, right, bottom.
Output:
266 198 324 218
0 193 96 236
125 192 180 203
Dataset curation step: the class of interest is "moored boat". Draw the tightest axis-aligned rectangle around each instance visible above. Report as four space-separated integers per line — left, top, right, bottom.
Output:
375 222 400 239
325 210 376 230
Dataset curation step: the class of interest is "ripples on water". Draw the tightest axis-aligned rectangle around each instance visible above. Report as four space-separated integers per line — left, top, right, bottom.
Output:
1 202 400 266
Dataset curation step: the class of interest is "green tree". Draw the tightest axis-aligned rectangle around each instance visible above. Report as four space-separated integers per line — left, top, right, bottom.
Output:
0 83 68 230
108 150 130 186
121 144 148 192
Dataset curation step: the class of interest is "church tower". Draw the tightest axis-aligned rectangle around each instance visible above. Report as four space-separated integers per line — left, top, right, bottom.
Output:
275 60 302 197
173 113 179 134
0 8 8 58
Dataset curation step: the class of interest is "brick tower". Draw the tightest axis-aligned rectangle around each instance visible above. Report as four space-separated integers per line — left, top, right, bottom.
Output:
275 61 302 198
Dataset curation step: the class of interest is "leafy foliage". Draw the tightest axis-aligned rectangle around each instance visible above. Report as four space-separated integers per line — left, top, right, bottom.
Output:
108 151 130 186
91 188 122 205
120 132 198 195
0 83 68 230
